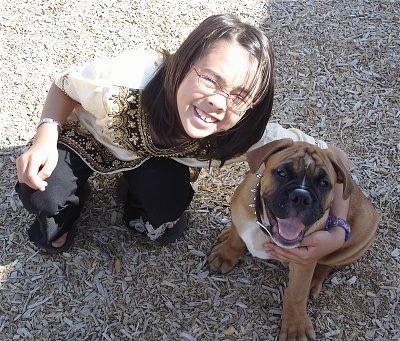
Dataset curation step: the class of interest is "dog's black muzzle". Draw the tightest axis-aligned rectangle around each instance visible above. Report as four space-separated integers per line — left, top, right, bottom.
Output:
269 185 322 226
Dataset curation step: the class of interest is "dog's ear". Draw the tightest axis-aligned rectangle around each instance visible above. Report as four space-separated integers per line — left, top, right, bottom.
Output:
246 138 294 173
328 153 353 200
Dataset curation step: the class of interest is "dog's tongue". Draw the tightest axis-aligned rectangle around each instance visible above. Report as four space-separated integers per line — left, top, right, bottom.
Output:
277 217 305 241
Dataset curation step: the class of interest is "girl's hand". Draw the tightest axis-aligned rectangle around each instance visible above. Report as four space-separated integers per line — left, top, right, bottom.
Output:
16 82 78 191
264 226 346 265
16 124 59 191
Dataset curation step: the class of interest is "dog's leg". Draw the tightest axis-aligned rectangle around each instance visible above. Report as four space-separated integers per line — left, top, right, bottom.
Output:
279 262 317 341
310 264 333 299
208 223 247 274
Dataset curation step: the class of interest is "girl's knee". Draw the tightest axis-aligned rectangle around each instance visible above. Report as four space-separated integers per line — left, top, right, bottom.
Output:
16 182 64 216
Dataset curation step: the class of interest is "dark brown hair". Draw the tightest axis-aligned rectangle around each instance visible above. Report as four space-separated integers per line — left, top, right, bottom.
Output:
142 14 274 164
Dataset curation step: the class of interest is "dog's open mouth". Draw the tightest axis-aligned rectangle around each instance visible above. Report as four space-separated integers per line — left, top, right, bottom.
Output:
255 185 309 248
266 206 306 248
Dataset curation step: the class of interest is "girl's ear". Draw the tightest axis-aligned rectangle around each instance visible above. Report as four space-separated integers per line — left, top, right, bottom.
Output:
246 138 294 173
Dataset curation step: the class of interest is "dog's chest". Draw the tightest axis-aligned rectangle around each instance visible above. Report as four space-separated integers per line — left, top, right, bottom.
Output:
238 221 272 260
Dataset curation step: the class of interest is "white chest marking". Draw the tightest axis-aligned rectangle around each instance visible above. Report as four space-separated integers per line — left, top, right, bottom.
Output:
238 221 272 260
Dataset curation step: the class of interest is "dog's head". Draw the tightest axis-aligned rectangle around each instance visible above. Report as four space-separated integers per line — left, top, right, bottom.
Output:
246 138 353 248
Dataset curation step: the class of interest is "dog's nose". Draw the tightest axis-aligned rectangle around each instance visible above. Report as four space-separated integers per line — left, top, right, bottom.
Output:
289 188 313 207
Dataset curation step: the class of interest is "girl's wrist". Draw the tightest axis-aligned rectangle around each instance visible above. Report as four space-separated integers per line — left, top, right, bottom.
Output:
37 118 62 133
326 223 348 245
325 215 351 242
34 121 60 144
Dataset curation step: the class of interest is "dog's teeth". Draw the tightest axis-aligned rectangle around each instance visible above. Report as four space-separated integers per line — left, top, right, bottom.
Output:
249 204 256 208
250 188 256 193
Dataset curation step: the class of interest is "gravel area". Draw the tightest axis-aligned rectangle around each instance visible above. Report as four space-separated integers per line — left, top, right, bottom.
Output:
0 1 399 340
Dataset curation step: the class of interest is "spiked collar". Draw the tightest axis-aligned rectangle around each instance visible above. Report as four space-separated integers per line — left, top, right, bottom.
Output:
251 173 273 238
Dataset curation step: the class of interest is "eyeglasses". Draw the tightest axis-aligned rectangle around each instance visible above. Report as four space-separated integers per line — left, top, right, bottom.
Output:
192 66 253 116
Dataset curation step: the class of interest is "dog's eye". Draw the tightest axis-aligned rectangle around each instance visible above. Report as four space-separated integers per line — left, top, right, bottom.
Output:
276 169 287 178
319 179 330 188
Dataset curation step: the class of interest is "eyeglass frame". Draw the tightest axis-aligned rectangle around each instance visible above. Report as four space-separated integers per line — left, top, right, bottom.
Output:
191 65 253 116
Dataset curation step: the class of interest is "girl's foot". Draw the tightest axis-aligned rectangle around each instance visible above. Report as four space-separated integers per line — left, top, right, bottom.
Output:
28 219 76 255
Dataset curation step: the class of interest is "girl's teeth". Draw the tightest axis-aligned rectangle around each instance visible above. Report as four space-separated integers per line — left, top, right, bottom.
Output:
203 116 214 123
196 108 216 123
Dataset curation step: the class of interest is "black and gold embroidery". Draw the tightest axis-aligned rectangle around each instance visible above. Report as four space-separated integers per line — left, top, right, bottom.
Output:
58 86 209 174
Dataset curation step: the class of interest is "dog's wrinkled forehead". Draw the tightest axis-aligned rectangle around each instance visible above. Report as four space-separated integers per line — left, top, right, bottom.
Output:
272 145 319 168
280 147 332 174
264 147 337 185
292 150 325 172
303 153 313 169
247 139 332 175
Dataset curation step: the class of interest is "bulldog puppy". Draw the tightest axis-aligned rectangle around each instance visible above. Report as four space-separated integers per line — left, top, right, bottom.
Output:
208 138 379 341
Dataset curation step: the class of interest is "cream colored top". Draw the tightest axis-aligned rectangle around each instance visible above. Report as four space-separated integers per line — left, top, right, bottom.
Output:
54 50 327 174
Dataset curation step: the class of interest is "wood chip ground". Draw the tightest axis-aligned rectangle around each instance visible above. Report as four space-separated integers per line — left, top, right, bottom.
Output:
0 1 399 340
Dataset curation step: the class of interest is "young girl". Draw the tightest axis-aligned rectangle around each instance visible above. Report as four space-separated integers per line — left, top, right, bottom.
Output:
16 14 349 262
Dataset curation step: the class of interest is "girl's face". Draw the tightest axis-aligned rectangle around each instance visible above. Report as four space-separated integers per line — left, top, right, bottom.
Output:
176 40 258 139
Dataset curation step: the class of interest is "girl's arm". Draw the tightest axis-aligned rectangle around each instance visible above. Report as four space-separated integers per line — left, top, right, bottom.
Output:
16 83 78 191
264 145 350 265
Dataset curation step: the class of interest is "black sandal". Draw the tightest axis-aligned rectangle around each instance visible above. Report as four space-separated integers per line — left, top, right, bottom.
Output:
156 212 189 245
28 182 91 255
28 219 77 255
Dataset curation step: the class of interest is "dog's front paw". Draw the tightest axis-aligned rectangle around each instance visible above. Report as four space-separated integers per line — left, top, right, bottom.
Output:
208 241 244 274
279 314 316 341
217 227 231 242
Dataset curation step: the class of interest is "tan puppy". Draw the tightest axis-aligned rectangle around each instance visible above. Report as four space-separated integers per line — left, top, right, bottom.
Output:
208 138 379 341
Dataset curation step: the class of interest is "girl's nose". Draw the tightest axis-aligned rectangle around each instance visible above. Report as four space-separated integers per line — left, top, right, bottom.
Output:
207 92 228 112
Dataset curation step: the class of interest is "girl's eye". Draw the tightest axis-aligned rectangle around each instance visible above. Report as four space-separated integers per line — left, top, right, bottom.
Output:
200 75 219 89
230 94 247 106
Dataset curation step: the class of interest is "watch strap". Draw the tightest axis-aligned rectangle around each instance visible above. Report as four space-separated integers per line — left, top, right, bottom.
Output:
325 215 351 241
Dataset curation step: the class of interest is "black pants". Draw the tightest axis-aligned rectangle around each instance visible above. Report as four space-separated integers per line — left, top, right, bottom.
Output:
16 144 194 245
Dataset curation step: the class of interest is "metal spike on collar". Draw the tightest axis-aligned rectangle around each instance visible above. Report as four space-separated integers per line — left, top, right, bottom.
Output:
249 188 258 209
249 186 258 209
250 177 262 215
251 181 260 209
